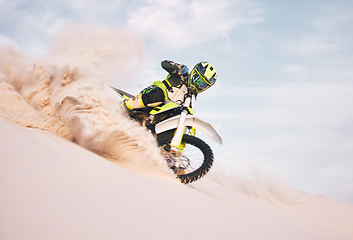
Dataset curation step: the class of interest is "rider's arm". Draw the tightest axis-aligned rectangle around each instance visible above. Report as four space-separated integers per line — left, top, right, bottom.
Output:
161 60 189 87
161 60 184 75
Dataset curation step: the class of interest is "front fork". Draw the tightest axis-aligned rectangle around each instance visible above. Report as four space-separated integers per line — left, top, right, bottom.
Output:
170 96 192 152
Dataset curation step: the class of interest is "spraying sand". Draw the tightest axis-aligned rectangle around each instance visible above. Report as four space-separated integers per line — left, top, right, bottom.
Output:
0 24 172 176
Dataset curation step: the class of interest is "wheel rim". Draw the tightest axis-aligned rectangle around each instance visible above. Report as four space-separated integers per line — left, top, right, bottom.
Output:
160 142 205 176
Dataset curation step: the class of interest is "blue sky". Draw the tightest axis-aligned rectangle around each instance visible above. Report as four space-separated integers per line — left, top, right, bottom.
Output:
1 0 353 203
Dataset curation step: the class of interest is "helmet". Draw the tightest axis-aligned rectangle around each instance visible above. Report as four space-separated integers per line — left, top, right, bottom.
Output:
188 61 217 94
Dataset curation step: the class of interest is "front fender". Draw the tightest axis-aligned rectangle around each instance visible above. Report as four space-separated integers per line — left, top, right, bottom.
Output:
155 116 222 144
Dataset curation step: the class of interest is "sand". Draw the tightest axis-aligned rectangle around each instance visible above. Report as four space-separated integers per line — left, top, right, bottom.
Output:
1 118 353 240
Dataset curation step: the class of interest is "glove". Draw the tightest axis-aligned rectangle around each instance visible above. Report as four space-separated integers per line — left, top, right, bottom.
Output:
161 60 189 82
179 65 189 83
179 65 189 75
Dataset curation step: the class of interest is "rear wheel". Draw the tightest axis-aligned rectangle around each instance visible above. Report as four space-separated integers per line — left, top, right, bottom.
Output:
157 131 214 184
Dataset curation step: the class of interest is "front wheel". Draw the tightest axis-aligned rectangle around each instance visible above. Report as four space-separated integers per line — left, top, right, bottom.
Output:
157 131 214 184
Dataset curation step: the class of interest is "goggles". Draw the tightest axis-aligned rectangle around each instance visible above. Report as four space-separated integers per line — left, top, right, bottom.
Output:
191 69 211 92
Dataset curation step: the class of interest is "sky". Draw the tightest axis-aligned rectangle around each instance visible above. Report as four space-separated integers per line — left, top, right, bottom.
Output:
1 0 353 203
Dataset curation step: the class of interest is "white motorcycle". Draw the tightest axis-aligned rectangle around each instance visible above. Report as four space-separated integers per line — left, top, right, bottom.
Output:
112 87 222 183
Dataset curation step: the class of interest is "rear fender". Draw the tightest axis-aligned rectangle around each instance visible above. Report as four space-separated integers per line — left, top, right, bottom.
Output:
155 115 222 144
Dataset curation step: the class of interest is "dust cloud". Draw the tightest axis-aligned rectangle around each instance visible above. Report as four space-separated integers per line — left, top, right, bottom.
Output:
0 24 172 178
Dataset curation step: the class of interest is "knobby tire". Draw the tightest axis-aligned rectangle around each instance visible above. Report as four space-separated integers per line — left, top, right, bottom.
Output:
157 131 214 184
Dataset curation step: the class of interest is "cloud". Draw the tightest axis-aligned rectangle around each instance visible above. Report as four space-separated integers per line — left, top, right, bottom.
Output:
62 0 126 24
0 35 13 47
281 65 307 78
127 0 264 49
0 1 67 56
205 81 353 202
310 3 353 34
282 4 353 58
0 0 127 56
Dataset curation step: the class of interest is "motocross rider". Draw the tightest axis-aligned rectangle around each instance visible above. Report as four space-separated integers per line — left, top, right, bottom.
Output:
121 60 217 111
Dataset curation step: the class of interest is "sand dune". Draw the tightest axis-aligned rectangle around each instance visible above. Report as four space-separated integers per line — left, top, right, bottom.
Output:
1 118 353 240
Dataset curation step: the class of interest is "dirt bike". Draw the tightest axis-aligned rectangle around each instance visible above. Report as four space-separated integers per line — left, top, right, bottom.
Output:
111 87 222 184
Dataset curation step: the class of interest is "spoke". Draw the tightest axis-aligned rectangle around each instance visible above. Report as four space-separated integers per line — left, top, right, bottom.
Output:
160 142 204 176
157 133 213 184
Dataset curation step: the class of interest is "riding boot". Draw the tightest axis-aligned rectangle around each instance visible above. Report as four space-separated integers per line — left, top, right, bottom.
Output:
121 93 145 110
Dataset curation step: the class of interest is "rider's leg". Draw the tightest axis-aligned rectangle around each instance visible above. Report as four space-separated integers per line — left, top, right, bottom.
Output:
121 85 166 110
121 93 145 110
